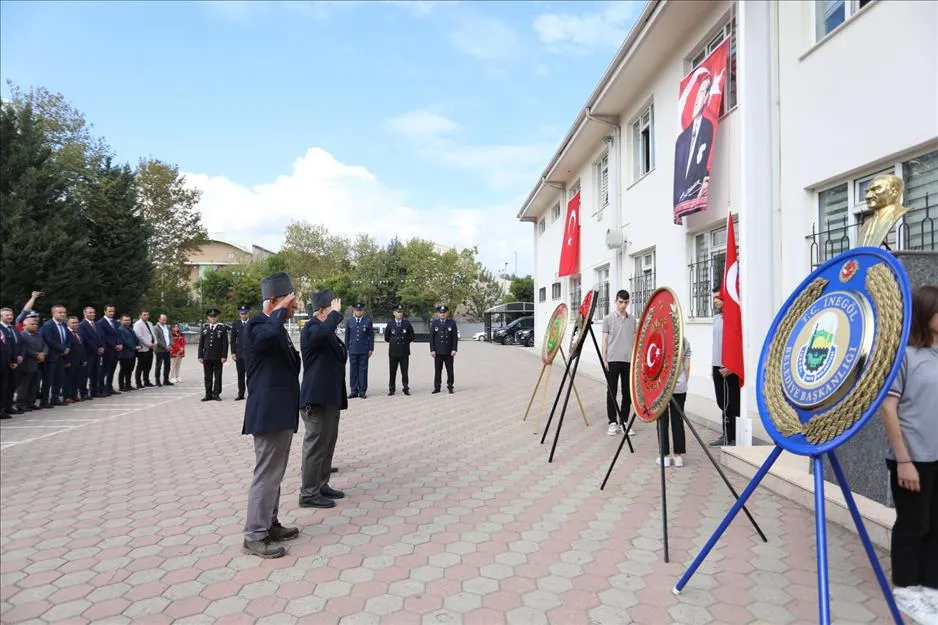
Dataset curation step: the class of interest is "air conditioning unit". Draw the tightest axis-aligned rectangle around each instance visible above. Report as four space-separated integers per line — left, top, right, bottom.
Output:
605 227 628 250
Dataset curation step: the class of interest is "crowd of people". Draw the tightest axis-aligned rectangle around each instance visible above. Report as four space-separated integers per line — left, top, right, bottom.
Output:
0 292 188 419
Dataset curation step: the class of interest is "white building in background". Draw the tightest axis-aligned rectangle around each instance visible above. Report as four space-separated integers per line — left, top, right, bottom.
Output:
518 0 938 441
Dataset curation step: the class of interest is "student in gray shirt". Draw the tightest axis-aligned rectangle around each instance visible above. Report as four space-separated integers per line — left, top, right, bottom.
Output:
602 290 637 436
658 338 691 467
881 284 938 621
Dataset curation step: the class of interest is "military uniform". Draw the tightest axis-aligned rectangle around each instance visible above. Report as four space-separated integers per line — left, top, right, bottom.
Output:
231 305 251 400
429 305 458 394
384 305 414 395
345 303 374 398
198 309 229 401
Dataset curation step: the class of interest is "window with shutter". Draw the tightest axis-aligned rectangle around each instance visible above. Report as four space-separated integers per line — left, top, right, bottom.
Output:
902 150 938 250
818 184 849 262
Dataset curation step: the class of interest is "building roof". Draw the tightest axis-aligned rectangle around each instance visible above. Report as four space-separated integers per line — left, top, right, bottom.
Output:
516 0 722 222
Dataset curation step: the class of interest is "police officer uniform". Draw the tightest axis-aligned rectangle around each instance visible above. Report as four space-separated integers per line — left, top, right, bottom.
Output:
345 303 374 399
199 309 229 401
384 304 414 396
429 304 458 394
231 305 251 400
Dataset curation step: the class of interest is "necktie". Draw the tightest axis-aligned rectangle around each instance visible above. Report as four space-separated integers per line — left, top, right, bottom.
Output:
58 322 66 344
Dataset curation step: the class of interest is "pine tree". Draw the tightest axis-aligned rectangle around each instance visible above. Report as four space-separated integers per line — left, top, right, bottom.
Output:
0 101 93 313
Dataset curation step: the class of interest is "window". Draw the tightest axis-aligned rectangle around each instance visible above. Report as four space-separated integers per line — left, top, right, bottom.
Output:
538 218 546 235
632 104 655 180
816 184 850 263
629 251 656 318
901 150 938 250
568 275 582 322
689 19 737 115
551 282 562 300
226 252 236 260
688 219 739 317
595 153 609 214
551 202 561 223
538 287 547 303
594 265 610 321
816 0 874 40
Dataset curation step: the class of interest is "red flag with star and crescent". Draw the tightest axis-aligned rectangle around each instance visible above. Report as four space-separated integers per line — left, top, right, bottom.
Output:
720 213 744 386
558 192 580 277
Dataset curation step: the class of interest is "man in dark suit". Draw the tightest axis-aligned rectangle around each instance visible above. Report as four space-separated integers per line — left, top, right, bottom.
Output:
241 272 301 559
384 304 415 396
345 302 374 398
299 288 347 510
0 310 12 419
79 307 104 399
198 309 228 401
1 307 25 416
96 304 123 396
231 305 251 400
39 305 71 407
16 312 46 411
429 304 458 394
63 316 87 404
673 74 714 208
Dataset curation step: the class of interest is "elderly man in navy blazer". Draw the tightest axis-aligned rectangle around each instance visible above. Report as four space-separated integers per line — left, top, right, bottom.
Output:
299 288 348 510
240 272 302 559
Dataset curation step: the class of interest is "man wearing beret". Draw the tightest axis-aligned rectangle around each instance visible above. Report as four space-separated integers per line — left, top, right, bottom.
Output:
384 304 414 396
198 308 229 401
241 272 301 558
429 304 458 394
231 305 251 401
345 302 374 399
299 288 347 509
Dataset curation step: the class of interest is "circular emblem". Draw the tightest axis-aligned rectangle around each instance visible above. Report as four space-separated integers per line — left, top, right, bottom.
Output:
541 304 568 365
781 291 872 410
630 288 685 423
757 247 911 455
569 289 598 357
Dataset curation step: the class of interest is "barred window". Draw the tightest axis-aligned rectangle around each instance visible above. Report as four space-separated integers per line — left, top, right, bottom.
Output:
594 265 610 321
629 251 655 318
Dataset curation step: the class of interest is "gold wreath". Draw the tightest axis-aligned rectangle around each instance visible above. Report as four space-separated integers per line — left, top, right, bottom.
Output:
762 263 903 444
569 312 588 355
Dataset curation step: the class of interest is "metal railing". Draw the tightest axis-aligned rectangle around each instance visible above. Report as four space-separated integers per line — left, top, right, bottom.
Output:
628 273 656 319
807 196 935 268
687 254 725 318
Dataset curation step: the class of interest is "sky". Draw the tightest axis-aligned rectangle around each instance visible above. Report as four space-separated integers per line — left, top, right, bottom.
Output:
0 0 645 276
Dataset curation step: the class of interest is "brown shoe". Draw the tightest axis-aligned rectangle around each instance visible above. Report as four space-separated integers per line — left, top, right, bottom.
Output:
243 537 286 558
269 522 299 542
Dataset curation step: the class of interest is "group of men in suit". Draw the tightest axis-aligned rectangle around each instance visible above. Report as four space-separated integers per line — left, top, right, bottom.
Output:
0 294 179 419
237 272 462 558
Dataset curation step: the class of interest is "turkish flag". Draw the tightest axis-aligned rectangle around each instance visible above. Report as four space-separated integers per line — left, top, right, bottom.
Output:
720 213 744 386
558 192 580 277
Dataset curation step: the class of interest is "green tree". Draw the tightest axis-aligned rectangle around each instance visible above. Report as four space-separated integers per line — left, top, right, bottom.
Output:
84 158 152 313
509 275 535 302
282 221 352 297
136 158 206 307
197 268 234 318
465 267 506 321
0 101 94 313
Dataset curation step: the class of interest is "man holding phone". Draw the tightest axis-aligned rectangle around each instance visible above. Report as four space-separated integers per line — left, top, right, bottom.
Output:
241 272 301 559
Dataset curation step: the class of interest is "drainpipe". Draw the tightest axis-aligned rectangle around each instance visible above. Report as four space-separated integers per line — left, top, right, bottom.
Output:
769 0 783 309
585 107 623 290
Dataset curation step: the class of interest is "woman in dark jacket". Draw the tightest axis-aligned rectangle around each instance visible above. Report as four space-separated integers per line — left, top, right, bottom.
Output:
117 315 138 391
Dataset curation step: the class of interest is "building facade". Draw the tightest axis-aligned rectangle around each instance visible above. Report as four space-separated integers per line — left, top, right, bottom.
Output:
518 0 938 441
184 239 255 288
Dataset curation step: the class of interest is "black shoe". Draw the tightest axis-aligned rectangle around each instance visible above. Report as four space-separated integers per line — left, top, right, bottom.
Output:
268 521 299 542
144 382 155 388
349 392 359 399
10 407 24 415
708 436 727 447
235 395 245 401
331 467 339 473
201 397 212 402
448 388 454 394
0 414 11 420
298 495 336 509
359 393 367 399
156 382 162 387
164 381 174 386
432 389 440 394
243 537 286 558
321 485 345 499
388 390 395 396
111 389 121 395
403 389 410 396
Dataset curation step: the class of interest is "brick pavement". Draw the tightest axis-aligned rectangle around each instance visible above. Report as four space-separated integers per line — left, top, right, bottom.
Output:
0 341 897 624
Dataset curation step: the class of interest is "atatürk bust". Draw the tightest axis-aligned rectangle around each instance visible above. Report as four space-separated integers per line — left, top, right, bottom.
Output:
857 174 908 248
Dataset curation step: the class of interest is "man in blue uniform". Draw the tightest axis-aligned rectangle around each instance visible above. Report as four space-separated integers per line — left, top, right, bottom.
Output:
299 289 347 509
241 272 301 559
429 304 458 394
345 302 373 399
231 305 251 401
384 304 414 396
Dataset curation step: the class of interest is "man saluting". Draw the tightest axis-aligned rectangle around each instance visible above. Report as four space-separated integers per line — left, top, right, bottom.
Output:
241 272 301 559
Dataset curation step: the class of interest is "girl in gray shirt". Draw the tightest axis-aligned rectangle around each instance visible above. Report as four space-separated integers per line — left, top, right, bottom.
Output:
881 284 938 621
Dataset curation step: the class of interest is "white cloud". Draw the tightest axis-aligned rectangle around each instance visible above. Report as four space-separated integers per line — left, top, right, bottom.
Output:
533 0 645 54
184 147 532 274
448 15 523 60
385 110 459 139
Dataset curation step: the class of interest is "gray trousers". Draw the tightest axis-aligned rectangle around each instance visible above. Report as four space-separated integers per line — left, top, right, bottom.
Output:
244 429 293 541
300 405 340 499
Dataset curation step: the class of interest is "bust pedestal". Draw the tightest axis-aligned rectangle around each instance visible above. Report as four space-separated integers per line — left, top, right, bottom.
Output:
811 250 938 506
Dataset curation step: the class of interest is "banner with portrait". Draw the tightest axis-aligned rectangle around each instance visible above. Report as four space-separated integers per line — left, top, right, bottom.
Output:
672 38 731 225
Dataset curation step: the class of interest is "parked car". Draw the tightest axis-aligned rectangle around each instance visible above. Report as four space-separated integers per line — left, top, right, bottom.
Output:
473 331 485 341
515 328 535 347
493 316 534 345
